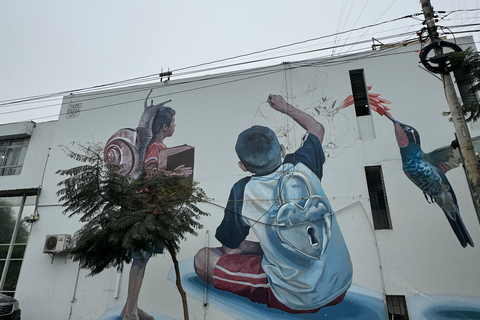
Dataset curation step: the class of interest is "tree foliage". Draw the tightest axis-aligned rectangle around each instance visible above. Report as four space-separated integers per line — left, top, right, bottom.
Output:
444 48 480 122
56 142 209 276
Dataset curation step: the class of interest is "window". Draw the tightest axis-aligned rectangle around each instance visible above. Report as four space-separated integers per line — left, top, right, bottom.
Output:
365 166 392 229
349 69 375 140
349 69 371 117
0 139 29 176
386 295 410 320
0 195 35 297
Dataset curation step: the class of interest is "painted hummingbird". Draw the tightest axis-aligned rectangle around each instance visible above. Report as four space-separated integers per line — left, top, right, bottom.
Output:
386 115 474 248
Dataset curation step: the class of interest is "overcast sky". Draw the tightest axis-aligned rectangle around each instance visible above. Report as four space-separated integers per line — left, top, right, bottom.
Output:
0 0 478 124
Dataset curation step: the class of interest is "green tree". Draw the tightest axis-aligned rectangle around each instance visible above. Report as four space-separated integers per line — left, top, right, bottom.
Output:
56 142 209 320
444 48 480 122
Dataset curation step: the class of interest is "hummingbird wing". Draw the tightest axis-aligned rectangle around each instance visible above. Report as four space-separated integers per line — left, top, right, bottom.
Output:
423 143 461 174
423 135 480 174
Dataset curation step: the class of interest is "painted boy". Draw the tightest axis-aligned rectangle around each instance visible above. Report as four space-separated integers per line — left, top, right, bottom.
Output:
194 94 352 313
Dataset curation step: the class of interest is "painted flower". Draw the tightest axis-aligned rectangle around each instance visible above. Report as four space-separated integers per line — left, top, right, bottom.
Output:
340 86 392 118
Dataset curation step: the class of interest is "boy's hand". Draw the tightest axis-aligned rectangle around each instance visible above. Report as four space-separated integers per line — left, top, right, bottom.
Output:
267 94 291 114
267 93 325 143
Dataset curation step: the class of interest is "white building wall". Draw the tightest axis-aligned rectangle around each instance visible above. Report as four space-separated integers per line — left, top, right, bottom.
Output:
13 36 480 320
0 121 56 192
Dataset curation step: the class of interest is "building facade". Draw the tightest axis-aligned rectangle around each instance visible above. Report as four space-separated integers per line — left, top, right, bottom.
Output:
2 36 479 319
0 121 56 297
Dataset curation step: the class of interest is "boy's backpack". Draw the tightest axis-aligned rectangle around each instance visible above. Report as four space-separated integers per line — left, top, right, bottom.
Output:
270 172 332 260
103 90 170 177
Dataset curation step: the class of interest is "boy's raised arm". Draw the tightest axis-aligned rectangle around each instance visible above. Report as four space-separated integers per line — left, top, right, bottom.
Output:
267 94 325 143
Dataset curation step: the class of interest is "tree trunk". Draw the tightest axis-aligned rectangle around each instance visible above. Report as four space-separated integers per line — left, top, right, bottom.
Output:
420 0 480 224
166 243 189 320
443 74 480 224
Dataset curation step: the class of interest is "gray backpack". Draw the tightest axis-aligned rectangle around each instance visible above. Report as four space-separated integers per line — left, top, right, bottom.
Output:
270 172 332 260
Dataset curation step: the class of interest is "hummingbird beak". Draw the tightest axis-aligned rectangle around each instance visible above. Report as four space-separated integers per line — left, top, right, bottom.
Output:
385 114 402 126
385 114 397 123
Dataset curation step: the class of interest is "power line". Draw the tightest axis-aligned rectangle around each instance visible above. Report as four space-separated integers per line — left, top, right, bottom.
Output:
2 23 425 110
335 0 371 56
3 41 447 123
3 34 479 122
171 11 417 75
331 0 351 56
338 0 398 56
1 8 478 118
0 29 424 117
0 28 419 111
0 74 160 106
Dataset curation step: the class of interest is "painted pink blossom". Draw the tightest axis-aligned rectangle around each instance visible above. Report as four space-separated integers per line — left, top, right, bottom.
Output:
340 86 392 118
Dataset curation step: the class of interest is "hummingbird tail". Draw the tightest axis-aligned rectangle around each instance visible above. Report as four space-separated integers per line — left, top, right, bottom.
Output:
443 208 474 248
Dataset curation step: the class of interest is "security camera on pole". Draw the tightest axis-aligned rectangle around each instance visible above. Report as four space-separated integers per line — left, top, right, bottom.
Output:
419 0 480 224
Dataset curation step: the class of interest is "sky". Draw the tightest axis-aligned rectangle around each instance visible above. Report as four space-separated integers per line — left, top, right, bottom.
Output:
0 0 478 124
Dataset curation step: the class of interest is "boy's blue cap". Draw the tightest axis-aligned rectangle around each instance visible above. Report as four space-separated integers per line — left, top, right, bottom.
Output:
235 125 281 175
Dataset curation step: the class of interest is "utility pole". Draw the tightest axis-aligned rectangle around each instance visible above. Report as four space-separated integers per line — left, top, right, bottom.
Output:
420 0 480 225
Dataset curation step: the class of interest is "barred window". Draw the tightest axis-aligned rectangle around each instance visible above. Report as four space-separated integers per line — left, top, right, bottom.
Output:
386 295 409 320
365 165 392 230
349 69 371 117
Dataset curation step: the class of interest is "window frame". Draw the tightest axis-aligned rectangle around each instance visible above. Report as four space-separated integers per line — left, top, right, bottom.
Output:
349 69 371 117
0 138 29 176
0 193 35 297
386 295 410 320
365 165 392 230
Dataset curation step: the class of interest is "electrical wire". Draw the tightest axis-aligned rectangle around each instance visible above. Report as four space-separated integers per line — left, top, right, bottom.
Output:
4 33 478 122
0 31 424 119
335 0 371 56
0 27 420 115
0 17 463 110
5 32 479 123
1 8 478 121
331 0 350 56
172 12 416 75
0 74 161 106
339 0 398 56
0 46 422 122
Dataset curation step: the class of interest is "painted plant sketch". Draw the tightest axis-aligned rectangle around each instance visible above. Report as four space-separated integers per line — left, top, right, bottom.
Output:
253 69 391 158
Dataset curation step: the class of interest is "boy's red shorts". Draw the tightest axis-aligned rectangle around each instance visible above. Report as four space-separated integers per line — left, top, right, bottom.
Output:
212 254 346 314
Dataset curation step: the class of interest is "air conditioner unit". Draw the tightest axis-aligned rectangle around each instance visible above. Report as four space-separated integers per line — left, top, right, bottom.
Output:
43 234 71 254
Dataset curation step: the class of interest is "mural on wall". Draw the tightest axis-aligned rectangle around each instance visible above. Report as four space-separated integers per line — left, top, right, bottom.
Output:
194 94 353 313
183 91 478 319
254 68 391 159
254 70 358 156
382 114 474 248
103 90 192 320
95 78 479 320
